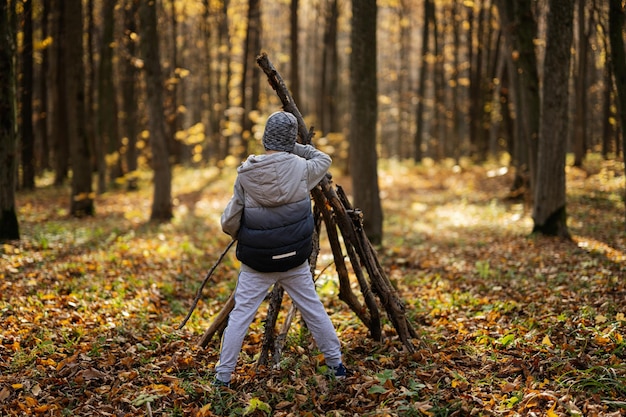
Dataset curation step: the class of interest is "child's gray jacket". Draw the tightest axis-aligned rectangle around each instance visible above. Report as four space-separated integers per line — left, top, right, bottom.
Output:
221 143 331 272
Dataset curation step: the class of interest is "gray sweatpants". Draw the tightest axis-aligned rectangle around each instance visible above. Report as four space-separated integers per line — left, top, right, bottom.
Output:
215 261 343 383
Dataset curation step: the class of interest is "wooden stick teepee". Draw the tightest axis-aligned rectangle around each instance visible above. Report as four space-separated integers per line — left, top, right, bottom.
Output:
196 53 418 359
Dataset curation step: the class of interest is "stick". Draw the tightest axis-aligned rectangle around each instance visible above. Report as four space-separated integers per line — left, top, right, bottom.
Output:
197 290 235 348
178 239 236 330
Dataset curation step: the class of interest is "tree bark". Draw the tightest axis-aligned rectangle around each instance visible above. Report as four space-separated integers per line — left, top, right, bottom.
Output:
290 0 300 105
121 0 140 191
140 0 173 221
414 0 432 162
0 0 20 241
37 0 50 173
609 0 626 221
350 0 383 245
98 0 121 192
572 0 588 167
240 0 261 159
52 1 69 186
319 0 339 136
497 0 540 200
532 0 574 237
65 0 94 218
20 0 35 190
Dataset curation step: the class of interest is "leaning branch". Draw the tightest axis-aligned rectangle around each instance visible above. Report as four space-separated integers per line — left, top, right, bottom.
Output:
178 239 235 330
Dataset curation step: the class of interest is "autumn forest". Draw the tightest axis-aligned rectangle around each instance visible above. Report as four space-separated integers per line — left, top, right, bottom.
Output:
0 0 625 415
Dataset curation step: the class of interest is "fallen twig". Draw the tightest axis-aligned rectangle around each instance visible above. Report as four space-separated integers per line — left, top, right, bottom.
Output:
178 239 236 330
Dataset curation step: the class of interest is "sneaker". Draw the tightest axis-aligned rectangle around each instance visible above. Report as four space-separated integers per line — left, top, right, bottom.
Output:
212 378 231 388
329 363 350 379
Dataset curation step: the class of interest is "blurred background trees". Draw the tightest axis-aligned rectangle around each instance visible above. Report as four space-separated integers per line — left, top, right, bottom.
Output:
1 0 624 240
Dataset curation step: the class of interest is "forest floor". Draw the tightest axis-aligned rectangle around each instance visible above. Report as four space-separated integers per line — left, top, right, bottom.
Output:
1 156 625 417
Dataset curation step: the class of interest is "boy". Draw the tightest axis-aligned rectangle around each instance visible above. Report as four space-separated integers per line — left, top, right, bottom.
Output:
214 111 347 387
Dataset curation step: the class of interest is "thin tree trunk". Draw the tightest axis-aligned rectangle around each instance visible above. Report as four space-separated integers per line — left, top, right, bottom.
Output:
451 1 463 162
65 0 94 217
414 0 432 162
53 1 69 186
432 3 446 161
37 0 50 173
140 0 173 221
0 0 20 240
573 0 588 167
167 0 182 164
86 0 98 192
319 0 339 136
290 0 299 104
217 0 232 161
609 0 626 222
121 0 140 190
497 0 540 200
532 0 574 237
602 63 614 158
98 0 121 191
350 0 383 245
240 0 261 159
395 0 411 159
20 0 35 190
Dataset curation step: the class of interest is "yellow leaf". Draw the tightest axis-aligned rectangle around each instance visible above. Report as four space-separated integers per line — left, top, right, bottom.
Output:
547 401 559 417
542 335 553 347
24 396 38 406
38 358 57 367
596 315 607 324
34 404 51 413
197 403 212 417
595 336 610 345
148 384 171 395
12 384 23 390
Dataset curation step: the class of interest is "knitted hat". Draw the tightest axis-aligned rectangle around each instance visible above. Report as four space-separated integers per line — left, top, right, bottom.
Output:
262 111 298 152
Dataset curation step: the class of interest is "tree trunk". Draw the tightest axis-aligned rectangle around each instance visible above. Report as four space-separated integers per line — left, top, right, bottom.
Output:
37 0 50 173
290 0 300 105
395 0 411 159
497 0 540 201
86 0 98 193
98 0 121 191
601 62 614 159
319 0 339 136
451 1 464 162
53 1 69 186
572 0 588 167
65 0 94 217
609 0 626 221
240 0 261 158
350 0 383 245
468 1 485 160
432 3 446 161
532 0 574 237
20 0 35 190
0 0 20 241
414 0 432 162
121 0 140 191
140 0 173 221
217 0 233 161
167 0 183 164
